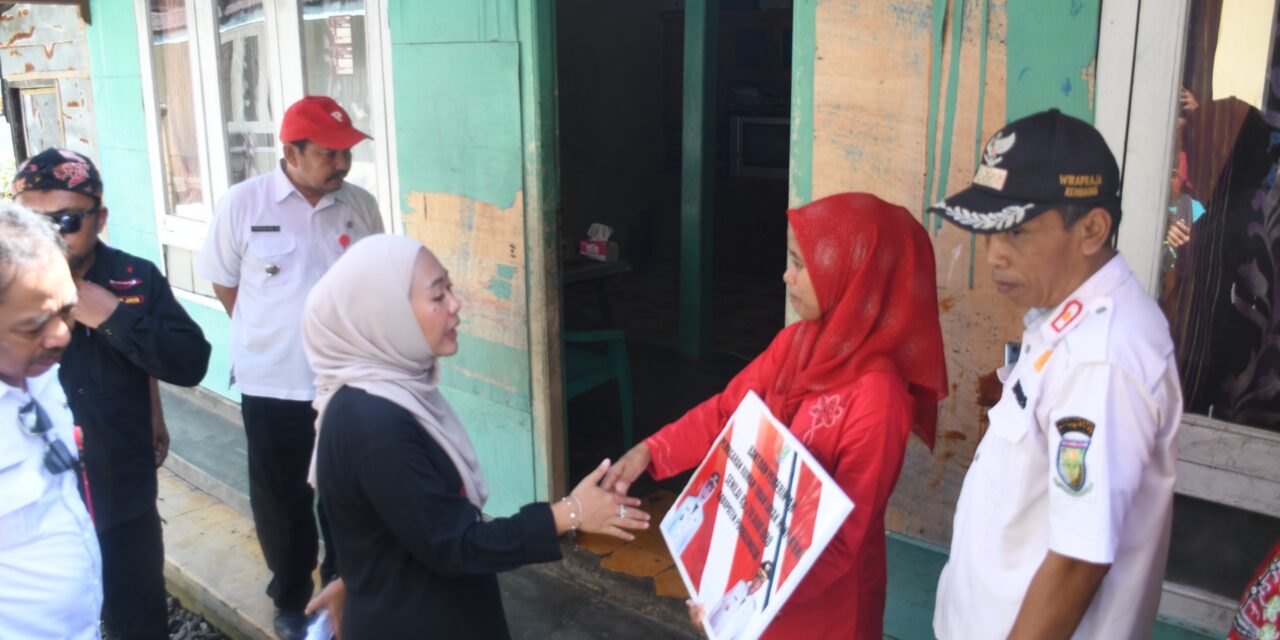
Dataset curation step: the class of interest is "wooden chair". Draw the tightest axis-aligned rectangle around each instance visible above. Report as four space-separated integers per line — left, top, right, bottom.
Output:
563 329 634 448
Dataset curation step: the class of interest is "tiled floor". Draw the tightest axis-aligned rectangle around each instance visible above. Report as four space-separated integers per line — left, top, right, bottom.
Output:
578 491 688 600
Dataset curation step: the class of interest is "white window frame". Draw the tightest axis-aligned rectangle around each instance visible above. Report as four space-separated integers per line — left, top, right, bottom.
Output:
135 0 399 295
1098 0 1280 632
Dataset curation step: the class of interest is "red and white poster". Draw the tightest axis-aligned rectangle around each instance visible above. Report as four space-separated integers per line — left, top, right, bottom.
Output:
661 391 854 640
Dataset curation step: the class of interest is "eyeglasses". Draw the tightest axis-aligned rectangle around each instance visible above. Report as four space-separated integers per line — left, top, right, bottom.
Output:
17 399 81 475
37 204 100 235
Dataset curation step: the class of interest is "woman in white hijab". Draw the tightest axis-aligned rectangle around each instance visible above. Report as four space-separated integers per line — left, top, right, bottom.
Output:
301 234 648 640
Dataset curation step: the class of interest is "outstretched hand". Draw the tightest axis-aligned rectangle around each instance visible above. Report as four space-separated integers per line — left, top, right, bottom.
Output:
599 442 651 496
566 459 650 541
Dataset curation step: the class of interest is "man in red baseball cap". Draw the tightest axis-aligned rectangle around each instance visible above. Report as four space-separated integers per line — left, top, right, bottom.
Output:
197 95 384 640
278 95 372 204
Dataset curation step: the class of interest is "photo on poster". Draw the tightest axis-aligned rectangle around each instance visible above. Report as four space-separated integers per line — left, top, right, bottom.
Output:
661 391 854 640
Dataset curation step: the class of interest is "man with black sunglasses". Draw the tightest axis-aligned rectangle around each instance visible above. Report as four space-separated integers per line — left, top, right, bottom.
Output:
0 203 102 638
13 148 212 640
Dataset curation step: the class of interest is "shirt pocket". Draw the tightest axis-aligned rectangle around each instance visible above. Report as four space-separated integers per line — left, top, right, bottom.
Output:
976 396 1031 509
244 232 298 288
0 452 43 534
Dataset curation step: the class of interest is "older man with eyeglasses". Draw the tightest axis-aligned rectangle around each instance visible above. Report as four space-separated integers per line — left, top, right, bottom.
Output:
0 203 101 639
12 148 211 639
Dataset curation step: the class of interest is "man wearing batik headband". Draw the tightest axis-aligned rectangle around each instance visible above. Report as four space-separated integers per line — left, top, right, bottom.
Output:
929 110 1182 639
13 147 211 640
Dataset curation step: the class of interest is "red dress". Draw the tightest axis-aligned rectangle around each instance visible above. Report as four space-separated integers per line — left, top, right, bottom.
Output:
646 193 947 639
647 325 914 639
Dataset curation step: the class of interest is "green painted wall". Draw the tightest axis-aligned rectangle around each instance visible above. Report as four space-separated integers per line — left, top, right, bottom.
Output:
85 1 157 267
86 0 545 517
787 0 817 209
388 41 524 212
1006 0 1099 122
389 0 540 516
514 0 561 498
85 0 236 400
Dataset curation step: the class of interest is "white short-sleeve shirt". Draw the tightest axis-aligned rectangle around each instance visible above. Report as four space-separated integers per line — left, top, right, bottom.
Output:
197 166 384 400
0 367 103 640
934 254 1182 640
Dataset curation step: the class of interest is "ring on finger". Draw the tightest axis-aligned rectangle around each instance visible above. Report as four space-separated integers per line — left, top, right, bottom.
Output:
619 504 627 518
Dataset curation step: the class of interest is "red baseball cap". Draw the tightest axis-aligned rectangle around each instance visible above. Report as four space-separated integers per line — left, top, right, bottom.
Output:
279 96 371 150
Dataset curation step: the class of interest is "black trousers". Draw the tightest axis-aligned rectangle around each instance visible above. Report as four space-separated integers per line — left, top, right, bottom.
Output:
99 505 168 640
241 395 337 612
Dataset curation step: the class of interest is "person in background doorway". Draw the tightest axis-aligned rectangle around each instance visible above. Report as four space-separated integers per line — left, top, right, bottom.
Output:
603 192 950 639
197 96 385 640
930 109 1182 639
13 148 211 639
0 203 101 639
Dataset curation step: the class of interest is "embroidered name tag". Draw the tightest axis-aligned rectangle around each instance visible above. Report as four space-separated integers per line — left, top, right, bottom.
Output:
251 225 281 232
118 295 145 305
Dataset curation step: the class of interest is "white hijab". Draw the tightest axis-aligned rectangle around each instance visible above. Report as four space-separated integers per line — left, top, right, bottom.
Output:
303 234 488 509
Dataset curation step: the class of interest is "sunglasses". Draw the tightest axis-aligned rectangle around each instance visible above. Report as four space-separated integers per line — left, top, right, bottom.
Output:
38 204 100 235
17 399 81 476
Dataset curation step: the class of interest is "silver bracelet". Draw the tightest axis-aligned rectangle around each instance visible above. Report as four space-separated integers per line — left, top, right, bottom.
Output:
560 495 583 533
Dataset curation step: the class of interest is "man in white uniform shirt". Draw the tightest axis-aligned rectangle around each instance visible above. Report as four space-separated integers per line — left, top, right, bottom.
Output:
929 110 1182 639
0 204 102 639
197 96 384 640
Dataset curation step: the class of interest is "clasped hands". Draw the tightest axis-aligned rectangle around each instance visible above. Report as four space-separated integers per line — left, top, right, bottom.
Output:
560 441 657 540
554 454 651 540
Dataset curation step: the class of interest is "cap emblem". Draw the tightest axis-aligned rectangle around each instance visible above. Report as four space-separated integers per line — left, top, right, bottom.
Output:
983 130 1017 167
974 164 1009 191
331 111 344 122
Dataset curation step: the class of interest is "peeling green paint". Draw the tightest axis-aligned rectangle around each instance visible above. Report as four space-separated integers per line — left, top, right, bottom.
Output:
496 263 517 279
1006 0 1099 122
440 385 533 517
969 0 991 290
442 334 530 409
932 0 969 233
515 0 561 501
922 0 949 225
485 276 513 300
390 40 523 210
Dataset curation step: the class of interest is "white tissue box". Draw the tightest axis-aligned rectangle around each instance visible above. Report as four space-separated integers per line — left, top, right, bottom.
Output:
579 239 618 262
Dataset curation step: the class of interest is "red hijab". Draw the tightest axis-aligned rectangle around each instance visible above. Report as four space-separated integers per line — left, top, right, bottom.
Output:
773 192 949 449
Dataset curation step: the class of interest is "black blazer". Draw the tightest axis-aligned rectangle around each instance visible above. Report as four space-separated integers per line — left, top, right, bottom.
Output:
317 386 562 640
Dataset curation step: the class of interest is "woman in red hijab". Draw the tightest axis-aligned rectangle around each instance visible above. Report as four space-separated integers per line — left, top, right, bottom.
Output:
603 192 948 639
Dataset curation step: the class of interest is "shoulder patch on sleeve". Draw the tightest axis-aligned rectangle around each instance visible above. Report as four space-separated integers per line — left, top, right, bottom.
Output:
1054 416 1095 495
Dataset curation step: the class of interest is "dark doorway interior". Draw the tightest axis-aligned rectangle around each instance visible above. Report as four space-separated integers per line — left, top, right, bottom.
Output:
555 0 794 489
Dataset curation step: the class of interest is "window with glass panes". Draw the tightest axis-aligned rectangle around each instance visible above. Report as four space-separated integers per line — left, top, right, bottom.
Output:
136 0 393 298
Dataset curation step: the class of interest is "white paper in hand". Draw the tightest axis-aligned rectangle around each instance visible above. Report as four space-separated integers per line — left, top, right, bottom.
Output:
304 610 334 640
